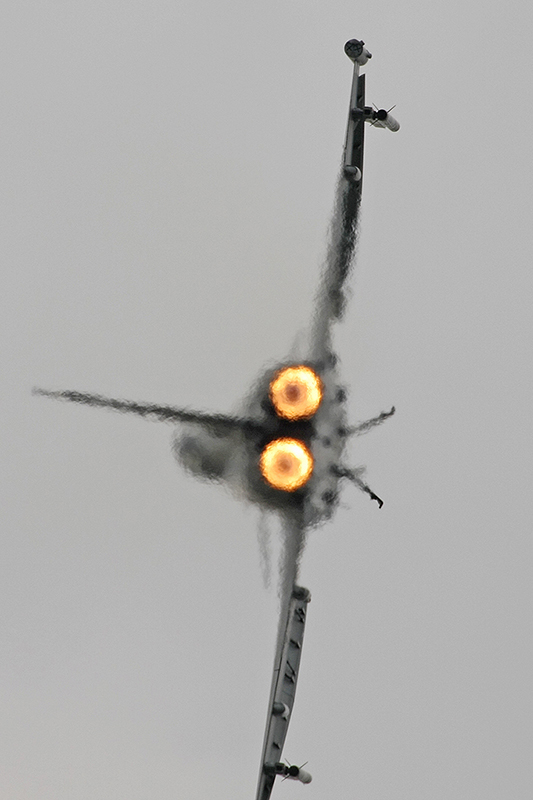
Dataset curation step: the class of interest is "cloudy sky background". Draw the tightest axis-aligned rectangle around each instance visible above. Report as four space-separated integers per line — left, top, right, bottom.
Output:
3 1 532 798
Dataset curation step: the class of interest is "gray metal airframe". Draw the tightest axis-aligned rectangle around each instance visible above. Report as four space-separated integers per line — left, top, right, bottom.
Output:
256 586 312 800
34 37 398 800
254 39 398 800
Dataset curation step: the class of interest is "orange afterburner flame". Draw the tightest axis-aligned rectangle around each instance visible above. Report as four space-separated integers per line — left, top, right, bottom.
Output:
259 438 313 492
269 365 323 420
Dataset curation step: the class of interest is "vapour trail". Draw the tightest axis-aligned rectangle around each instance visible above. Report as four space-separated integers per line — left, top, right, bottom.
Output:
310 167 362 360
257 513 272 590
270 167 361 656
33 387 263 434
347 406 396 436
274 515 307 662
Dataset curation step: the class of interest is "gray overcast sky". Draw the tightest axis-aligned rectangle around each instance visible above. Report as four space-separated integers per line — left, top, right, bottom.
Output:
2 2 532 798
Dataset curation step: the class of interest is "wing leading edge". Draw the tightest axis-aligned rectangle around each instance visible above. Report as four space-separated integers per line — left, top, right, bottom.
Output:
255 585 311 800
311 49 367 357
311 39 398 359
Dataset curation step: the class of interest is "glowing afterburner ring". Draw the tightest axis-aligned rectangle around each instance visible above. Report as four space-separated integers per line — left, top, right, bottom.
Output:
269 366 323 420
259 438 313 492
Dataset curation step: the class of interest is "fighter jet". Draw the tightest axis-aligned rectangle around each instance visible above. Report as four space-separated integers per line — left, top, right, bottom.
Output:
35 38 398 797
34 38 397 532
253 42 398 798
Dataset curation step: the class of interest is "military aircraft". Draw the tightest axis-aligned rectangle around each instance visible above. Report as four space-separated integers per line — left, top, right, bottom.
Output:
252 41 398 798
34 38 398 799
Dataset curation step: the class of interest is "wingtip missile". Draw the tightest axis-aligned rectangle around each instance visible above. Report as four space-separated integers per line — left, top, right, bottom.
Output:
344 39 372 65
286 765 312 784
343 39 400 135
370 108 400 132
264 762 313 785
